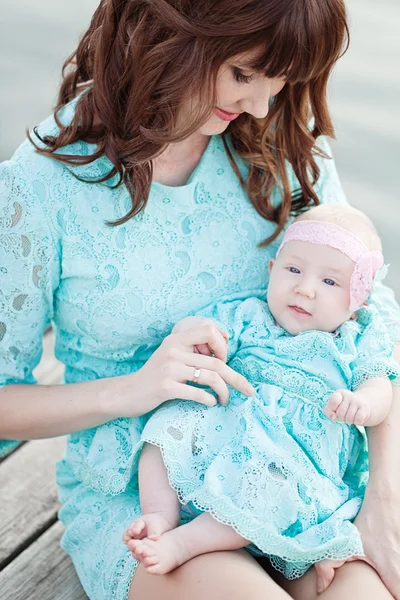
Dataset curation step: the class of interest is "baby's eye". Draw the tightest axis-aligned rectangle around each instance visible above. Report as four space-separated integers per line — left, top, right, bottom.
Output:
288 267 300 274
323 278 336 286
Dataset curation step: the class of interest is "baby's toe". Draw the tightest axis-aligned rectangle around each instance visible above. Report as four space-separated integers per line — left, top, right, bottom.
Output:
143 554 159 568
140 543 157 560
131 519 146 537
127 539 143 558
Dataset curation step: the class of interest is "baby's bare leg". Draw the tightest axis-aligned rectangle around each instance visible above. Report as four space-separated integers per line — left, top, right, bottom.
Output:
123 443 180 546
280 560 394 600
132 510 249 575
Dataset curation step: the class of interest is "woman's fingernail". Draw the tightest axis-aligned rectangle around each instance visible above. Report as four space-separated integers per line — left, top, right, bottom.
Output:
246 384 256 395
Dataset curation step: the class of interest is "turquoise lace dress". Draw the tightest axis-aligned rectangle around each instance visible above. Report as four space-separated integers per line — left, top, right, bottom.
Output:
141 298 399 578
1 96 400 599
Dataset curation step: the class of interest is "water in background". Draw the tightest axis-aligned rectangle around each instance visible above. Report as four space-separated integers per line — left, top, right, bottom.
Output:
0 0 398 294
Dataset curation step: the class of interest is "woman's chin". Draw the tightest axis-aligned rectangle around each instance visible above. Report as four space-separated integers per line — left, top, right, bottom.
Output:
198 117 231 136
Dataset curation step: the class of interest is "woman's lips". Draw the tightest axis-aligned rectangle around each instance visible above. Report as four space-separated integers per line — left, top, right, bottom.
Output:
214 107 241 121
289 305 312 317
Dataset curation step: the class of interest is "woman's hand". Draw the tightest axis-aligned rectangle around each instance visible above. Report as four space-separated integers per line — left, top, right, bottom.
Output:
314 484 400 597
172 316 229 356
118 323 255 417
353 484 400 598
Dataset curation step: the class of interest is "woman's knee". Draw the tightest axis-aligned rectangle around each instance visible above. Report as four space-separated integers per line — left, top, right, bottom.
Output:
129 550 292 600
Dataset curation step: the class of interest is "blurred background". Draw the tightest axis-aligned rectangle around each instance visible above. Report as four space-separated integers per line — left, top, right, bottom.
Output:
0 0 399 295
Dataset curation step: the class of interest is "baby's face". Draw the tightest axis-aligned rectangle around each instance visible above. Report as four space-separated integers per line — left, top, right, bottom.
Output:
267 241 355 335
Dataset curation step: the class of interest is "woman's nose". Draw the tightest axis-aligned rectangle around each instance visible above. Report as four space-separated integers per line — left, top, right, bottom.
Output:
242 77 286 119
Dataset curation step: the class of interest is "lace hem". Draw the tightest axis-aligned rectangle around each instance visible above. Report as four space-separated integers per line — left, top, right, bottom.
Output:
143 436 365 579
352 361 400 390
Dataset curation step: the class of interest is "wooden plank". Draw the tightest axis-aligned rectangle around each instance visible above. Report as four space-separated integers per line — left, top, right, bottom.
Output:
0 520 88 600
0 437 66 568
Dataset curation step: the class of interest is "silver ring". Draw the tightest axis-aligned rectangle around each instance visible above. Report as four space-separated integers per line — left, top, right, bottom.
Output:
192 368 201 384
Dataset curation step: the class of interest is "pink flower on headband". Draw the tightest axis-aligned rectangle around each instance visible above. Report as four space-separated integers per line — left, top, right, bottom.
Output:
350 252 384 311
276 220 384 312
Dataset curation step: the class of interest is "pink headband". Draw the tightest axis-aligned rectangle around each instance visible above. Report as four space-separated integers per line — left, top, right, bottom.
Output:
276 220 384 311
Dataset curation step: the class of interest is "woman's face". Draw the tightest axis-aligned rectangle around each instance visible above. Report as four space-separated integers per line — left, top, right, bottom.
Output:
195 52 287 136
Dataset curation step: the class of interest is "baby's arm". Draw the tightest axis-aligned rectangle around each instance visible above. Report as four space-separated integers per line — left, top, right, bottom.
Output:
324 377 392 427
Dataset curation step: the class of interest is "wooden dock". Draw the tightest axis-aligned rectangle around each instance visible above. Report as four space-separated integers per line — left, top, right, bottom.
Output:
0 331 88 600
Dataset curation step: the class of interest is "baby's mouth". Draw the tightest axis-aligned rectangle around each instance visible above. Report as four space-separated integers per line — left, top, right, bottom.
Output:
288 305 312 317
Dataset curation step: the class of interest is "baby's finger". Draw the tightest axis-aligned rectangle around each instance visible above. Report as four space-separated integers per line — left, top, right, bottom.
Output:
343 401 359 425
194 343 213 356
335 394 351 422
354 407 369 426
324 391 343 420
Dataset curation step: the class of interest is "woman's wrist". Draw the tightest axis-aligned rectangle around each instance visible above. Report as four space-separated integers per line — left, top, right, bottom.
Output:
100 371 149 420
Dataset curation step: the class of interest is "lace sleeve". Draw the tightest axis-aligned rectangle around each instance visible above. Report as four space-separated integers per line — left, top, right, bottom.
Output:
313 137 400 346
351 308 400 391
0 159 60 456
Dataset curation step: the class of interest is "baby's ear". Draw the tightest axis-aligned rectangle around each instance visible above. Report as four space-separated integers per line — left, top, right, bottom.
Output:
268 258 275 273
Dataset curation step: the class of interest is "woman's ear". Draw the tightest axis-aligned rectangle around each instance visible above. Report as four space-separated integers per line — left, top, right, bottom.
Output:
268 258 275 273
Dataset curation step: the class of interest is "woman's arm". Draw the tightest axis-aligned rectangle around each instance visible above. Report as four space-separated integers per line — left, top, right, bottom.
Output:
354 344 400 598
311 141 400 595
316 346 400 596
0 323 255 440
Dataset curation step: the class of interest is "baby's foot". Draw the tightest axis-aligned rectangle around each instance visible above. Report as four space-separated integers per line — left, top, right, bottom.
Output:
127 529 189 575
122 511 178 544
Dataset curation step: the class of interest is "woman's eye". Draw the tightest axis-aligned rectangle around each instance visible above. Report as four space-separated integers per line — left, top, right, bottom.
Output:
233 67 254 84
323 279 336 286
288 267 300 274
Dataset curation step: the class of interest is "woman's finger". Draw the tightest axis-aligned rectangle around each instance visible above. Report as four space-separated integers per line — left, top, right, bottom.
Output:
184 352 256 397
172 382 218 407
174 324 228 361
183 365 230 405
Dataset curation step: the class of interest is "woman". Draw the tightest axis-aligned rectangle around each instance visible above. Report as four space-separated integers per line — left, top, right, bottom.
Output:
0 1 399 599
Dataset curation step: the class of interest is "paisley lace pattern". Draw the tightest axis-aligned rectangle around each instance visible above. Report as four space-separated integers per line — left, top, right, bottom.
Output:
141 299 398 578
0 100 399 596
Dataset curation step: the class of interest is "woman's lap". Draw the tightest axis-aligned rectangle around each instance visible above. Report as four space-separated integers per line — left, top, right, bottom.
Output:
56 459 392 600
129 550 291 600
56 458 289 600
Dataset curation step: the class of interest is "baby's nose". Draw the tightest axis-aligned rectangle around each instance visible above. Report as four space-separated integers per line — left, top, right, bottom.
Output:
295 281 316 299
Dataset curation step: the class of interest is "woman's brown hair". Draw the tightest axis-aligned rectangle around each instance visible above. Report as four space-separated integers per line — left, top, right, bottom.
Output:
30 0 349 244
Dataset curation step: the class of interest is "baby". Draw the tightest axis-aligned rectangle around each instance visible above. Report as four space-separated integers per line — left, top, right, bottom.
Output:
122 204 399 579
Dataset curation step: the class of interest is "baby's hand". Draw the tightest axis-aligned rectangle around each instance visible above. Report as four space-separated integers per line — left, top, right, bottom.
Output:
324 389 372 426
